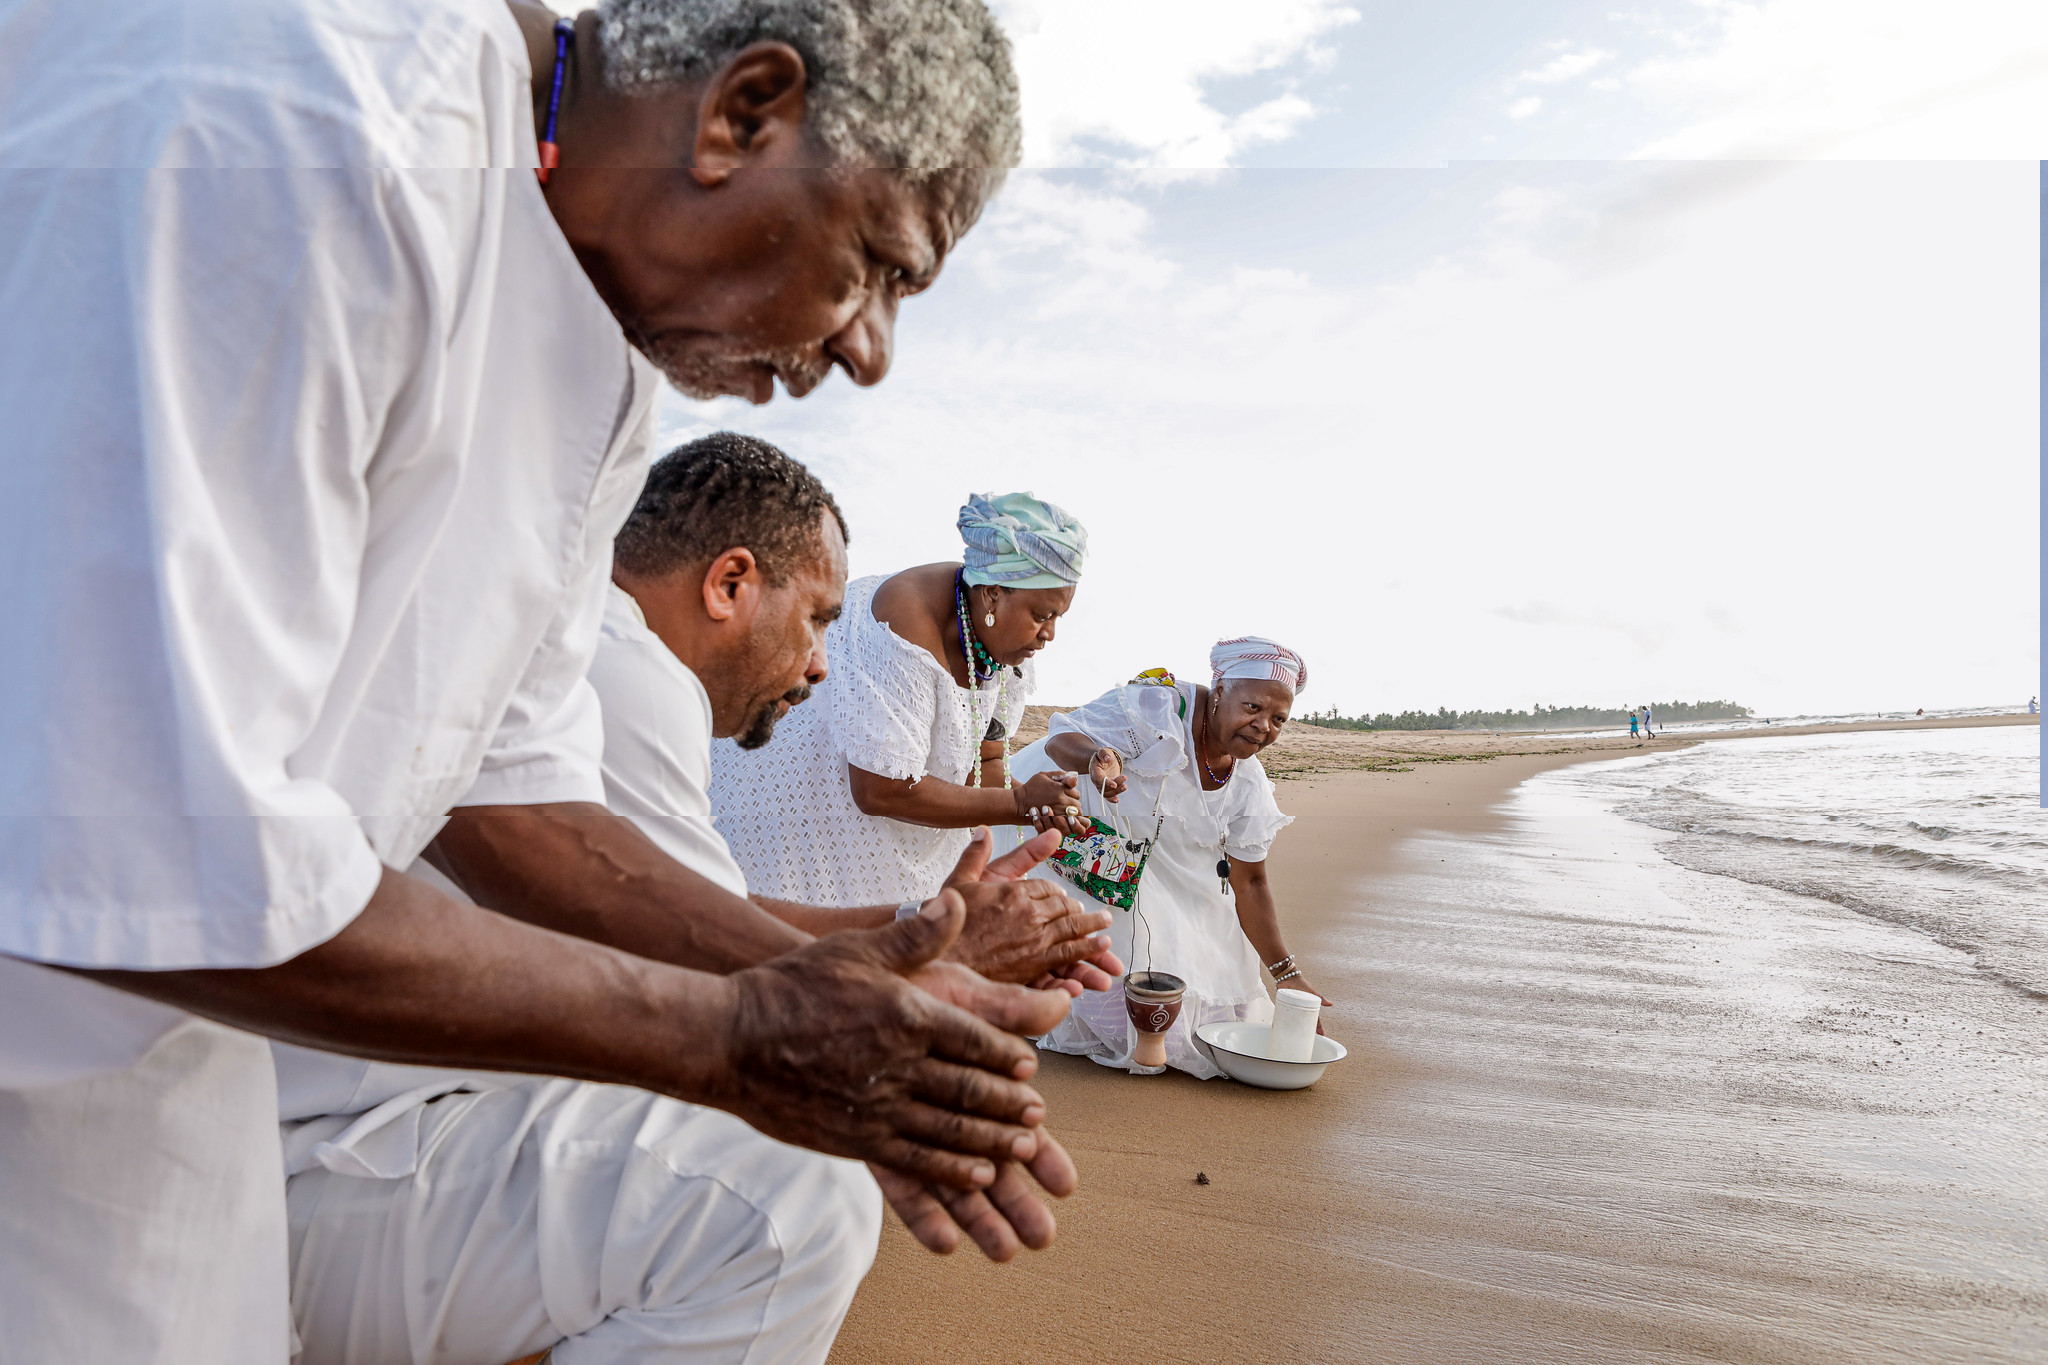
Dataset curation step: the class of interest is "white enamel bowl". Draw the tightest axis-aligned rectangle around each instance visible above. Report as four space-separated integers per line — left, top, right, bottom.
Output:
1196 1020 1347 1090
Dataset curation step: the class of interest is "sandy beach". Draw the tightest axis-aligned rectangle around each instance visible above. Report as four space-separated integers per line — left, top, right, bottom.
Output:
831 713 2044 1364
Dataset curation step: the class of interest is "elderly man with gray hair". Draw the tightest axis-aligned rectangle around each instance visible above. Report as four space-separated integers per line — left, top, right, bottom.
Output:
0 1 1048 1363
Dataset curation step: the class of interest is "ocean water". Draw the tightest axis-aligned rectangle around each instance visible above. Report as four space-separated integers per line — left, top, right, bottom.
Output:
1565 725 2048 998
1314 722 2047 1361
1524 704 2032 742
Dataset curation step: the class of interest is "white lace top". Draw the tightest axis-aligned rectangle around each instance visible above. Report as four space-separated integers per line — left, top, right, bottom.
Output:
709 574 1034 906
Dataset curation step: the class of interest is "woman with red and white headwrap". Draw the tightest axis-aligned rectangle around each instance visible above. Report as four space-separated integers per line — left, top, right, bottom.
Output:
1001 636 1325 1077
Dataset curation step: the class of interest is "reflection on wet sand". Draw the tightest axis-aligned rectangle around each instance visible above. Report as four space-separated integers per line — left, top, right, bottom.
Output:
833 732 2046 1365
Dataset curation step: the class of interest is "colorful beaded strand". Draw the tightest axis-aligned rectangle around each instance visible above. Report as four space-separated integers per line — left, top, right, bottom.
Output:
954 573 1011 790
536 19 573 185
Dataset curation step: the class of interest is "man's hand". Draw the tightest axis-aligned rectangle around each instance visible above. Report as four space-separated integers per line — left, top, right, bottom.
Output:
877 949 1088 1260
711 891 1072 1190
941 828 1122 994
868 1124 1079 1260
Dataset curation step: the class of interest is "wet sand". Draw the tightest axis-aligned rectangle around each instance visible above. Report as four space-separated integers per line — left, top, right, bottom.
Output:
830 714 2043 1364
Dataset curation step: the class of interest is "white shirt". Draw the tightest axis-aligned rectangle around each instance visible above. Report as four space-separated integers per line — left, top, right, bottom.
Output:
0 0 661 1085
589 584 750 897
276 585 760 1170
710 575 1034 907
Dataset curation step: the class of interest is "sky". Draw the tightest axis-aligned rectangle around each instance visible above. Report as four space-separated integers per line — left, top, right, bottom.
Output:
656 0 2045 719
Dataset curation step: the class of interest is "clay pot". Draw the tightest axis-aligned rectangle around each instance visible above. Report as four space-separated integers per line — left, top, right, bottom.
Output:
1123 971 1187 1069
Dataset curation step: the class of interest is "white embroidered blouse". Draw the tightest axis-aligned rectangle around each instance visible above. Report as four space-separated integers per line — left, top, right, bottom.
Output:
709 574 1033 906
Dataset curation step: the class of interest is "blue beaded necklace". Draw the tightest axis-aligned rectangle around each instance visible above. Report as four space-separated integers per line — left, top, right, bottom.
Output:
536 18 573 185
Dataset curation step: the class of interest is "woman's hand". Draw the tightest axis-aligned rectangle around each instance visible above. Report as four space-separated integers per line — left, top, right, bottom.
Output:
1278 974 1332 1006
1013 770 1089 838
1273 973 1333 1033
1087 747 1127 801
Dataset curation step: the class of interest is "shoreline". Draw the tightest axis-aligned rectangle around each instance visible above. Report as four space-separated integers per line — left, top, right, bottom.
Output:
831 741 1626 1363
1015 706 2037 782
831 710 2042 1364
1242 708 2038 780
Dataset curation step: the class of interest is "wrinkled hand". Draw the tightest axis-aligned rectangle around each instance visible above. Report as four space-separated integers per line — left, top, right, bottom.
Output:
1088 747 1128 802
714 894 1071 1190
1275 974 1334 1034
1013 770 1088 838
941 828 1122 994
868 1125 1078 1260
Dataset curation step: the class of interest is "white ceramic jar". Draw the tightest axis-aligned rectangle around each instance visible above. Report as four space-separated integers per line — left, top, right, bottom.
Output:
1266 987 1321 1062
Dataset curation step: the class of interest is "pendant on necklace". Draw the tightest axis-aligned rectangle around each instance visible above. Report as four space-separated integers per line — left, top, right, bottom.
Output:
1217 856 1231 893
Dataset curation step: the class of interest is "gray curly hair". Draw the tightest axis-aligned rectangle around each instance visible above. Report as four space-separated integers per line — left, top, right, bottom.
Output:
598 0 1022 185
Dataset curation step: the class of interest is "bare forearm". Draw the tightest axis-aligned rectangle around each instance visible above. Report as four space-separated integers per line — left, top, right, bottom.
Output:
75 867 730 1099
1230 864 1291 967
1041 732 1100 774
435 802 809 973
754 894 894 936
849 766 1020 830
977 739 1008 792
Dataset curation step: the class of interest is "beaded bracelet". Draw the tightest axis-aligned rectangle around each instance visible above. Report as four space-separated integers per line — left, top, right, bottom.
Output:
1272 967 1303 986
1264 954 1295 976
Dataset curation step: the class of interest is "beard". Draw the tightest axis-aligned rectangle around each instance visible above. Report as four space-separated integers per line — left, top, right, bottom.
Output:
735 684 813 751
624 324 835 403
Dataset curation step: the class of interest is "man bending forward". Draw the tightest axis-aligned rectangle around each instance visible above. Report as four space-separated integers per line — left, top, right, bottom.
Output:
284 436 1119 1364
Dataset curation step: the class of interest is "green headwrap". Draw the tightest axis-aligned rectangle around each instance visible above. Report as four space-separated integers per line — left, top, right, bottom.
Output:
957 491 1087 590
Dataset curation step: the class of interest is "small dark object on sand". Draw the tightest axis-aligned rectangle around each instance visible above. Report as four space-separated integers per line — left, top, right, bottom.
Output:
1195 1171 1210 1185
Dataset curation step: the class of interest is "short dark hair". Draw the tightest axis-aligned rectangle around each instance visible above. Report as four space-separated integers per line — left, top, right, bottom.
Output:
615 432 848 585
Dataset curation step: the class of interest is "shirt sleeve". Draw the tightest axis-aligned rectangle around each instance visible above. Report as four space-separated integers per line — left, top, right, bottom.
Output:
1223 758 1295 863
457 583 610 811
827 616 944 783
1051 683 1188 776
0 165 439 969
459 376 652 811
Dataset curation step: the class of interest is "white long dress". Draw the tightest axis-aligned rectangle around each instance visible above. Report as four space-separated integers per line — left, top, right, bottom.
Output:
1013 680 1293 1078
711 575 1033 906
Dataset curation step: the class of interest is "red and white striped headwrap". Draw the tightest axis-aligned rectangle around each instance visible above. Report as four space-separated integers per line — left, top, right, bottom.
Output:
1209 636 1307 695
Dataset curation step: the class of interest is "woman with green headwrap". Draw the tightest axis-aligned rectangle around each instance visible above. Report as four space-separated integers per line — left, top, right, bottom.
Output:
711 492 1115 927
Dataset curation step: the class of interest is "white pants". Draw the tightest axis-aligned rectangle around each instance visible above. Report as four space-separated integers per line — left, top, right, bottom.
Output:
285 1078 882 1365
0 1015 293 1365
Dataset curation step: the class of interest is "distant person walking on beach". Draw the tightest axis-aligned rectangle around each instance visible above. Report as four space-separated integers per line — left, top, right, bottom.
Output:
1629 711 1640 738
1644 703 1655 734
2031 696 2039 715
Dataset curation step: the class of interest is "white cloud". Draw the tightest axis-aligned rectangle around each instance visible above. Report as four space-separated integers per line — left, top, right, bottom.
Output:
1518 47 1615 85
1624 0 2048 157
1508 95 1545 119
665 162 2039 717
992 0 1360 167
